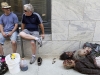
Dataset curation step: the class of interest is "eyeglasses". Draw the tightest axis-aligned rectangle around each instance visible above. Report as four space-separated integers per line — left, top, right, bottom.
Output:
24 10 28 12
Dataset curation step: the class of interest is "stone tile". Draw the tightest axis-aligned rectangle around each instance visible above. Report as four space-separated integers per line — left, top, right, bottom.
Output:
43 34 52 41
52 20 69 40
39 41 80 55
38 41 52 55
52 33 68 40
52 20 69 33
52 0 85 20
93 21 100 41
51 41 80 55
84 0 100 20
68 21 96 41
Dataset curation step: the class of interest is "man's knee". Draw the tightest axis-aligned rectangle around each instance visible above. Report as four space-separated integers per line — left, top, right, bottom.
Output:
11 41 17 45
19 32 23 36
0 44 2 47
31 41 36 46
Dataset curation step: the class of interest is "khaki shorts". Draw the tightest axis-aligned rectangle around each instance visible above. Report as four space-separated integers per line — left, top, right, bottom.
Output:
22 29 40 43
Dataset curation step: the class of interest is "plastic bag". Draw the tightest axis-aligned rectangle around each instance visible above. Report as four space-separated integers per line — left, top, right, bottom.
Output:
0 55 8 75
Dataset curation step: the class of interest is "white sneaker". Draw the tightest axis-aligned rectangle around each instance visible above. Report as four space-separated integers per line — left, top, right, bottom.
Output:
37 37 42 47
30 56 36 64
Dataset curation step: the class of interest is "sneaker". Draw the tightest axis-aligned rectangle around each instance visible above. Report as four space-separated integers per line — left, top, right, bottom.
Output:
30 56 36 64
37 37 42 47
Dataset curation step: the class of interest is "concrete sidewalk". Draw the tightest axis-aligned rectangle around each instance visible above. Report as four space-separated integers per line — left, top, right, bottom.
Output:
4 57 86 75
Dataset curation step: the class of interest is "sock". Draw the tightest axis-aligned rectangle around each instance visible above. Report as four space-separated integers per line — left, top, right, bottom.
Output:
34 37 39 40
32 55 35 57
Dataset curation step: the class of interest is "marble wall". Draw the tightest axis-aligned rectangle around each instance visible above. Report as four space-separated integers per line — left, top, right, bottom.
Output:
51 0 100 52
3 0 100 57
52 0 100 41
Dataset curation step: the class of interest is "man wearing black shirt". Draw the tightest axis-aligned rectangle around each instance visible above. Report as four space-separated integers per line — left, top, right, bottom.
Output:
19 4 45 64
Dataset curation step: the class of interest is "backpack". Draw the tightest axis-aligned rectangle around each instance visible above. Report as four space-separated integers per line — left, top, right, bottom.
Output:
83 42 98 49
83 42 100 56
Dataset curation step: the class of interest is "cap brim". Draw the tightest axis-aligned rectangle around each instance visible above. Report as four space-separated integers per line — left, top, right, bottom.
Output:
2 6 11 8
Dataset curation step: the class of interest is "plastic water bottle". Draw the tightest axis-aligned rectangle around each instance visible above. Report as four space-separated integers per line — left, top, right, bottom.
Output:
20 58 28 71
0 57 2 62
0 57 2 70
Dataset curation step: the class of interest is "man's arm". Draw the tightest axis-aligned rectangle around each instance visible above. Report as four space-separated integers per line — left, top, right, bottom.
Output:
0 24 4 34
0 24 7 37
11 13 19 33
78 67 100 74
8 23 18 37
21 23 25 30
75 62 100 74
34 12 45 38
11 23 18 33
39 23 45 39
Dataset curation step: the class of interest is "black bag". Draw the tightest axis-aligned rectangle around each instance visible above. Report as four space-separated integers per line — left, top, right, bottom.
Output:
83 42 97 49
0 55 8 75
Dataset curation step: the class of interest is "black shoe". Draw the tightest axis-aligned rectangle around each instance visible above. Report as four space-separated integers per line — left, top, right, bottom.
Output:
37 57 42 66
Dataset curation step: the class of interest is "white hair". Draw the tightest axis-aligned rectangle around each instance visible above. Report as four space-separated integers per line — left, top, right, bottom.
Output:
24 3 34 12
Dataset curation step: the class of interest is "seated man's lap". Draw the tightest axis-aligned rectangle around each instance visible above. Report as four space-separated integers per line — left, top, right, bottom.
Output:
22 29 39 37
0 31 18 45
22 29 39 43
10 31 18 42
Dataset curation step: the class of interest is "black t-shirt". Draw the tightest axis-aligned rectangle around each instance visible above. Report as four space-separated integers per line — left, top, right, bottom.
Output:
22 13 42 31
